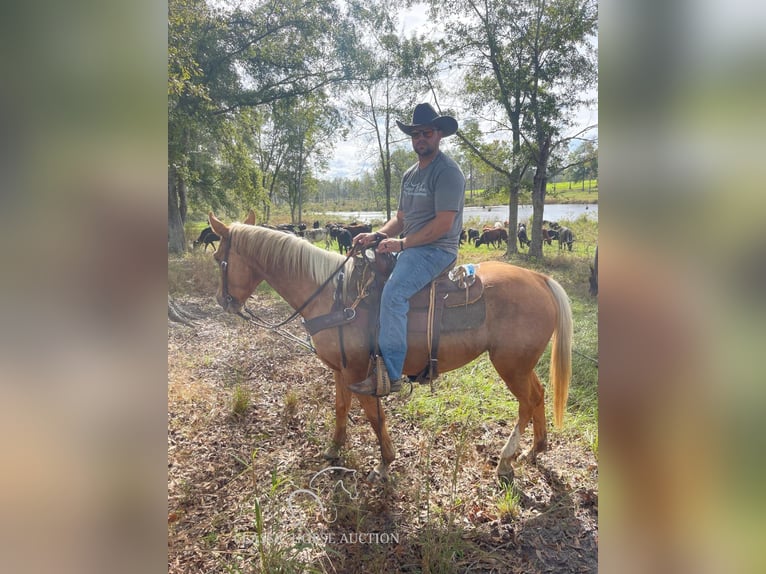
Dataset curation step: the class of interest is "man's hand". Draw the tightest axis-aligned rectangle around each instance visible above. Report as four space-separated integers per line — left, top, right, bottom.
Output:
352 231 385 248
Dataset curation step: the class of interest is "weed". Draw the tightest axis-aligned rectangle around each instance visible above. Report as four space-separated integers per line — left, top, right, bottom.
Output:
417 524 467 573
283 389 299 419
231 383 251 417
202 531 218 548
496 483 521 521
169 250 221 296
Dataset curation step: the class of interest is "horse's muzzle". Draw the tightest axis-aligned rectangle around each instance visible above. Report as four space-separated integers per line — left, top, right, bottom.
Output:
217 292 242 313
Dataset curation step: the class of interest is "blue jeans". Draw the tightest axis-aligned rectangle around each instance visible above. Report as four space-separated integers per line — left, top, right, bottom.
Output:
378 245 456 380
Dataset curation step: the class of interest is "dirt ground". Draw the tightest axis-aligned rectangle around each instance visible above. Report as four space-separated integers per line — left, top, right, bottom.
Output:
168 294 598 573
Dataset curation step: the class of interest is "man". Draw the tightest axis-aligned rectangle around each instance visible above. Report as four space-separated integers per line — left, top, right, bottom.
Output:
349 103 465 396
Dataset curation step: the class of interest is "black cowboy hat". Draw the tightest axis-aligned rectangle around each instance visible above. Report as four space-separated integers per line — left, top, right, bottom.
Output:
396 103 458 137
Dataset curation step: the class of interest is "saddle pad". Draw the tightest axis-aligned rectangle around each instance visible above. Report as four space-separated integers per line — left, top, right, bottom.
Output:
409 276 484 310
407 295 486 333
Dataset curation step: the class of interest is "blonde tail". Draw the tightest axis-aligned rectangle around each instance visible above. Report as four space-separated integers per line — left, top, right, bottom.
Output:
546 277 573 428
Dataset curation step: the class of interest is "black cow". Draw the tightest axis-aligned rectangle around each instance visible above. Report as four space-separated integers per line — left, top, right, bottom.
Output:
192 226 220 251
276 223 297 234
475 227 508 248
558 227 575 251
459 229 467 245
542 228 559 246
335 228 353 254
517 223 531 247
467 228 480 243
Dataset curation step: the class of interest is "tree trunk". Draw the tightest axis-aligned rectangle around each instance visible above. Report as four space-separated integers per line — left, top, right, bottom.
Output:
529 138 551 259
528 167 546 258
168 166 186 254
506 178 519 255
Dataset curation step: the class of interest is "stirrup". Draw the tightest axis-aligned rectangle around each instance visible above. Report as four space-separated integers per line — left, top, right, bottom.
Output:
375 355 390 396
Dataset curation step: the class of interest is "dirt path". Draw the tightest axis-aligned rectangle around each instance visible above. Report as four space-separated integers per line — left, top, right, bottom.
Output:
168 294 597 573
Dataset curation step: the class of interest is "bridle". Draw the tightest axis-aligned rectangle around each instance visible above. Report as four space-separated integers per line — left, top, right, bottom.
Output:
217 227 366 330
218 231 235 308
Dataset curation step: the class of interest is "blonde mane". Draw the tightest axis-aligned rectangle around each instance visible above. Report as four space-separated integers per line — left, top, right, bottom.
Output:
229 223 349 284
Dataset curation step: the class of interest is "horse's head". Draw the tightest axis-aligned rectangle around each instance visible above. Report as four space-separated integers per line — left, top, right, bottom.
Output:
209 211 258 313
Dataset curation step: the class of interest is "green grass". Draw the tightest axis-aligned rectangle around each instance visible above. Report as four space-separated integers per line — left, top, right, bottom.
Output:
400 362 519 432
231 382 251 417
169 213 598 573
496 483 522 521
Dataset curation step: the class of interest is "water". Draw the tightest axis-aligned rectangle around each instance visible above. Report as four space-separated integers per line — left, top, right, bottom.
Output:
325 203 598 225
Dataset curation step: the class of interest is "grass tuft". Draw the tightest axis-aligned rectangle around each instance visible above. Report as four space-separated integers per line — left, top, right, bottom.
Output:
496 483 522 522
231 383 251 417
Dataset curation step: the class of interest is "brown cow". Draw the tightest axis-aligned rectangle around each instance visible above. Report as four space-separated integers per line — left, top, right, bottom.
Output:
542 227 559 246
475 227 508 248
343 223 372 237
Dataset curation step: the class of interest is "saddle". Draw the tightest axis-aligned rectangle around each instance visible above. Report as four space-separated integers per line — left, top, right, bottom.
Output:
302 250 485 382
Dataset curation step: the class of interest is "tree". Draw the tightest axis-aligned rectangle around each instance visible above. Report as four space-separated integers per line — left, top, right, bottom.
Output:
431 0 597 257
168 0 361 252
516 0 597 257
279 96 343 223
567 139 598 188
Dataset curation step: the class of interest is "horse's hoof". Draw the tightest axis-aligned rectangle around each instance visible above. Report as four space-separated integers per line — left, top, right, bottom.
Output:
322 445 341 461
522 448 540 463
496 459 515 484
497 470 514 486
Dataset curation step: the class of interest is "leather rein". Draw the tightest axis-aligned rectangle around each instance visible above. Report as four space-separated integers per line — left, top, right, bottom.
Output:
218 228 365 335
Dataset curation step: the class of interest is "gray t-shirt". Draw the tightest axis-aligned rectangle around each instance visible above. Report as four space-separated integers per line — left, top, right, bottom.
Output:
398 152 465 256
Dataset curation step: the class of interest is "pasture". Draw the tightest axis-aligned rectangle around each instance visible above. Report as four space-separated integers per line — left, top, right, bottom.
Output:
168 217 598 573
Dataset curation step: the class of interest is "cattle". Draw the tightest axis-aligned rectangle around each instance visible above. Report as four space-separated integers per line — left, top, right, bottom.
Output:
517 223 531 247
326 224 344 245
558 227 575 251
467 228 480 243
475 227 508 248
303 228 327 244
276 223 298 234
192 226 220 251
335 228 353 254
459 229 467 245
542 227 559 246
344 223 372 237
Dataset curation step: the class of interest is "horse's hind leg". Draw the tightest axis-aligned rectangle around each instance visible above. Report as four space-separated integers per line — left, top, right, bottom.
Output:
527 371 548 457
494 368 547 480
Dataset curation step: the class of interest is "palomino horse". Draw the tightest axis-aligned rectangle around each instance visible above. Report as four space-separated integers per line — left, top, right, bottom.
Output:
208 213 573 482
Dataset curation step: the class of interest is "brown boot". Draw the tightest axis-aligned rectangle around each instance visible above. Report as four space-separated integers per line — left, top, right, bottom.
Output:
348 369 403 397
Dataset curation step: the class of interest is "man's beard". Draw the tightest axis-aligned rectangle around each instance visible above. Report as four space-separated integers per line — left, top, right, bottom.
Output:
415 143 435 157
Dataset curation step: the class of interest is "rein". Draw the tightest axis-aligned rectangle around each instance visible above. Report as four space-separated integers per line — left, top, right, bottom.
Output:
219 228 366 334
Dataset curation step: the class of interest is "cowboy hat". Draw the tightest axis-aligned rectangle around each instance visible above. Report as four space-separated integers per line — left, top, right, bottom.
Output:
396 103 458 137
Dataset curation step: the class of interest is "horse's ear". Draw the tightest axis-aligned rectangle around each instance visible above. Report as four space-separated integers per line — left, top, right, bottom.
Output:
244 210 256 225
208 212 230 238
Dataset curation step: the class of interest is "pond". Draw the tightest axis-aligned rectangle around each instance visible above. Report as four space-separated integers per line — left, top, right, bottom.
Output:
325 203 598 225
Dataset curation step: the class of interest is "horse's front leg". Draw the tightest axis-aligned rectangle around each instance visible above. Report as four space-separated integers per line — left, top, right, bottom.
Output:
323 370 352 461
357 395 396 481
